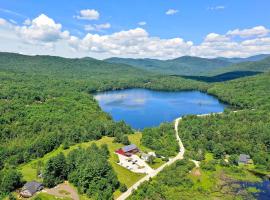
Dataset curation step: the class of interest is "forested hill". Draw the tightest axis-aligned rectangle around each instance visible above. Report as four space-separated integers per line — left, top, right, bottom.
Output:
105 56 232 76
105 54 270 77
210 55 270 75
218 54 270 63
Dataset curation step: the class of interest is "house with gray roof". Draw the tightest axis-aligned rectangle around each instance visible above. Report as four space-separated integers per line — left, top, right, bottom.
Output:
20 181 44 198
238 154 251 165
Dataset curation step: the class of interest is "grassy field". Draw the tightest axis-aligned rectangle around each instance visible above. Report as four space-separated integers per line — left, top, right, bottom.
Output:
18 133 152 199
31 193 72 200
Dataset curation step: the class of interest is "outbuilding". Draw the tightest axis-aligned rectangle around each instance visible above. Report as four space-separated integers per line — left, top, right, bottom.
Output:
238 154 251 165
20 181 44 198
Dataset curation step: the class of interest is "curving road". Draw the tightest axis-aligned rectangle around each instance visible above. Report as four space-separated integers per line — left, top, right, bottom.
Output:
117 117 185 200
116 112 232 200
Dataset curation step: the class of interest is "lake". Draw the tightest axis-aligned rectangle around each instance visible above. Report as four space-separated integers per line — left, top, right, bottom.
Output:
94 89 227 129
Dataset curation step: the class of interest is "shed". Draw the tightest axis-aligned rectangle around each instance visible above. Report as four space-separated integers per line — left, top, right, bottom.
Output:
20 181 44 198
238 154 251 165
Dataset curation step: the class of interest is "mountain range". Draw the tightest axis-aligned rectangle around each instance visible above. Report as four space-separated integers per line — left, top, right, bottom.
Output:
105 54 270 76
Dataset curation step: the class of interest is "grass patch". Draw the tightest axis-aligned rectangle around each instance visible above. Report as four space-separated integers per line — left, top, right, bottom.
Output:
31 193 72 200
148 158 165 169
59 190 70 195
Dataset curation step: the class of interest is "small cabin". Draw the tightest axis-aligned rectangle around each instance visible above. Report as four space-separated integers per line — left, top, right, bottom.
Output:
238 154 251 165
20 181 44 198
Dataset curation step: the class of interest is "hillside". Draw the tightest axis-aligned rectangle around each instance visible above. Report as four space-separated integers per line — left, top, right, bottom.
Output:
218 54 270 63
105 56 232 76
211 56 270 75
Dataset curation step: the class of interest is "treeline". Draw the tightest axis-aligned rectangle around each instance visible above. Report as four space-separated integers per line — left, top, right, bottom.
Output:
207 72 270 109
141 123 179 157
43 143 118 200
179 109 270 171
0 168 23 199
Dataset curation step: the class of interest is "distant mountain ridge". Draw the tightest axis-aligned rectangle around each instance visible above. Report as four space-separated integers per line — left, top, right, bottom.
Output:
105 56 232 76
105 54 270 76
218 54 270 63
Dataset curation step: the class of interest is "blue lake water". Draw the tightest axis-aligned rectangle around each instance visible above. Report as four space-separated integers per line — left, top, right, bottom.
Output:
94 89 227 129
239 180 270 200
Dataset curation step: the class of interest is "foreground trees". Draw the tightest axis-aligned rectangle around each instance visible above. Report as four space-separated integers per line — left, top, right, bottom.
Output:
0 168 23 198
43 144 119 200
141 123 178 157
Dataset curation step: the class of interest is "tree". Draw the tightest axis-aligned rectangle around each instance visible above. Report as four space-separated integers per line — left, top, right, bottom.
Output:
43 153 67 187
119 183 127 192
0 168 23 195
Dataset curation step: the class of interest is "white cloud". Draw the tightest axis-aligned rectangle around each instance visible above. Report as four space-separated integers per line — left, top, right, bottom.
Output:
205 33 230 42
138 21 146 26
9 19 17 24
0 18 6 25
71 28 193 58
227 26 269 38
23 18 31 25
208 6 225 10
84 23 111 32
76 9 100 20
0 14 270 59
166 9 178 15
15 14 69 44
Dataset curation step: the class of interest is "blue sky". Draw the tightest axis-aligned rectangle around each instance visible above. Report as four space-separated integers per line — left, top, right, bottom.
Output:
0 0 269 59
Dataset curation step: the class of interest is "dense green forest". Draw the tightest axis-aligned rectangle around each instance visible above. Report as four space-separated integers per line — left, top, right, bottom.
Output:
211 56 270 76
141 123 178 157
43 144 118 200
179 110 270 170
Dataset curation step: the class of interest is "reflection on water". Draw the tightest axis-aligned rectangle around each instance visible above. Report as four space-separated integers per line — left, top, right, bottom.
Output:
94 88 227 129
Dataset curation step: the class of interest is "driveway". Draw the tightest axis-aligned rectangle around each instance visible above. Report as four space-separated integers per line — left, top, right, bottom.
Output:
43 181 79 200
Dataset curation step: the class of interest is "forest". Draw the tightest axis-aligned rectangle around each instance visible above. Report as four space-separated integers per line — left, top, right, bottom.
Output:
43 144 119 200
141 123 179 157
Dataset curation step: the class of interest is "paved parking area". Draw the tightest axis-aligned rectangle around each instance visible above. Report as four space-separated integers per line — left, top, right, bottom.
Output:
117 153 154 174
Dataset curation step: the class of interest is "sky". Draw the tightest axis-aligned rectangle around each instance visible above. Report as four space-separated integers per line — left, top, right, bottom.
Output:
0 0 270 59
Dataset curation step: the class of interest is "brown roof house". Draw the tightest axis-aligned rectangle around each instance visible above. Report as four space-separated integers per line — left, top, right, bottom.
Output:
20 181 44 198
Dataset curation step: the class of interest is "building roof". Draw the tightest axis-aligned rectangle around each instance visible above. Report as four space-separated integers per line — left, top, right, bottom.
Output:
122 144 138 152
22 181 43 194
239 154 250 163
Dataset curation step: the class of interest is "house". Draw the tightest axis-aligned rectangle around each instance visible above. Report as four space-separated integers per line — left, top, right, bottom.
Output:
115 144 139 156
238 154 251 165
20 181 44 198
141 153 152 162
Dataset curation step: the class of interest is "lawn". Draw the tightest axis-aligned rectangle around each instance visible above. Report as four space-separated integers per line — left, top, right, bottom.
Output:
148 158 165 169
31 193 72 200
19 133 149 199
